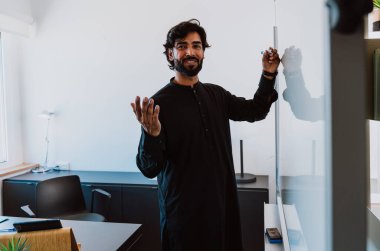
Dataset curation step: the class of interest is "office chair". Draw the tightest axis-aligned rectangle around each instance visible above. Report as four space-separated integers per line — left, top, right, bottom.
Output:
21 175 111 222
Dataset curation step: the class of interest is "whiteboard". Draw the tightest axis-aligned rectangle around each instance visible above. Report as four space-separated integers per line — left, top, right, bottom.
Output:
275 0 329 250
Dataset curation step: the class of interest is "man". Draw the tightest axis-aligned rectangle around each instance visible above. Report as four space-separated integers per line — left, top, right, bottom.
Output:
131 19 279 251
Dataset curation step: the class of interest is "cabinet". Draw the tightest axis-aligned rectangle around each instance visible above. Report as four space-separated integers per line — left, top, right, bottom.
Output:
122 185 160 251
239 188 268 251
2 171 268 251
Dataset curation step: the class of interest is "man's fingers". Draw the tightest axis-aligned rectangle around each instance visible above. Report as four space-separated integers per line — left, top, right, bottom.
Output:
141 97 149 123
267 48 280 65
146 99 155 128
132 96 161 136
134 96 143 120
152 105 160 125
268 47 277 54
151 105 161 136
131 103 136 114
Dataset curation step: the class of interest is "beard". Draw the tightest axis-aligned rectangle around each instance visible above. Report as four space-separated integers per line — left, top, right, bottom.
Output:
174 56 203 77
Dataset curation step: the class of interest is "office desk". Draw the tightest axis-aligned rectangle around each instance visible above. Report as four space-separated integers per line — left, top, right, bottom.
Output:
3 171 268 251
0 217 142 251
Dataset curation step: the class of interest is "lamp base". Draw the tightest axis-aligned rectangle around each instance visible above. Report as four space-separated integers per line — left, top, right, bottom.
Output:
235 173 257 184
31 165 51 173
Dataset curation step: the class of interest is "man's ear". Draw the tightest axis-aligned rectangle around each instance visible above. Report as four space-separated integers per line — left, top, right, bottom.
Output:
168 48 174 61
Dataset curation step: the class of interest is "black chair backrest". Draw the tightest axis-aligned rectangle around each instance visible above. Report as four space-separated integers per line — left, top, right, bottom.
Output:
36 175 87 218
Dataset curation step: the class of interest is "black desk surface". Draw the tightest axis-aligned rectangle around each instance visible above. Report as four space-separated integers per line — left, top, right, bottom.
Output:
0 217 142 251
6 170 268 190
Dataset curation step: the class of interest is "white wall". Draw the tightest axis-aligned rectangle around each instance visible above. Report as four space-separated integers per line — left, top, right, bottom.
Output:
5 0 277 200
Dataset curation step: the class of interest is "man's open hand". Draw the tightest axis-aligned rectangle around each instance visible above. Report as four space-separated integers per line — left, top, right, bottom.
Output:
131 96 161 137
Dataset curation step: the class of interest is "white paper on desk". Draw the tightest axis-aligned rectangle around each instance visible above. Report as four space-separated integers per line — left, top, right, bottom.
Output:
20 205 36 217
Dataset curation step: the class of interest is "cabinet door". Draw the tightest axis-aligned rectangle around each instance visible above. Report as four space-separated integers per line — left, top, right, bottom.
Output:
122 185 161 251
3 181 37 216
238 189 269 251
81 183 123 222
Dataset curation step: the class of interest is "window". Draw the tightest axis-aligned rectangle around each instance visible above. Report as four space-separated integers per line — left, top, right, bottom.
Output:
0 33 7 163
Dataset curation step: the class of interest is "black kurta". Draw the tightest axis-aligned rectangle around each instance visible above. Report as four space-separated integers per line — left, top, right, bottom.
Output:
136 75 277 251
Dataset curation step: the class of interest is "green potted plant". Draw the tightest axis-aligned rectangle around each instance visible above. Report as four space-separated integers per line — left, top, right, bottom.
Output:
0 237 30 251
372 0 380 31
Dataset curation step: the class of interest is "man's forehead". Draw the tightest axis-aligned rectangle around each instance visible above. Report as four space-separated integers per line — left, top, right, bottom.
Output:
174 32 202 44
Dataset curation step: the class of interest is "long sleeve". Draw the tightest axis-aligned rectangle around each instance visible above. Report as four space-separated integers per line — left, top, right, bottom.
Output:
136 127 166 178
228 75 278 122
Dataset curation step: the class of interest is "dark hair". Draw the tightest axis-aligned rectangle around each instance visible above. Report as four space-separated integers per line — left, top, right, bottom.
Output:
163 19 211 70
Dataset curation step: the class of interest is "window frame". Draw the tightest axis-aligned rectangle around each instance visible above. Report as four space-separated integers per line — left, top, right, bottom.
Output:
0 32 8 163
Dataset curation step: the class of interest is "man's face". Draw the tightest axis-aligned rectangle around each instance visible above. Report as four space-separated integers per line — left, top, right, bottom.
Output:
168 32 204 77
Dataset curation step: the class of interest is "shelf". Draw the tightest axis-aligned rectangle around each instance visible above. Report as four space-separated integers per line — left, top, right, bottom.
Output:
264 204 284 251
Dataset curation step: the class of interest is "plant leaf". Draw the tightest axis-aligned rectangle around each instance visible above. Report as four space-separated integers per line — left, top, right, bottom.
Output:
15 237 29 251
0 237 31 251
8 238 14 250
15 237 21 249
0 242 8 251
374 0 380 8
18 238 27 250
24 242 31 251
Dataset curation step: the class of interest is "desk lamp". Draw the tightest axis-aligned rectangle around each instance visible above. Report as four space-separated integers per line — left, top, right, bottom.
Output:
32 110 55 173
235 140 257 183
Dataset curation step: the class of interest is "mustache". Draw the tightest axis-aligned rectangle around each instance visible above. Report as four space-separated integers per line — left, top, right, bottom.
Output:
182 56 199 63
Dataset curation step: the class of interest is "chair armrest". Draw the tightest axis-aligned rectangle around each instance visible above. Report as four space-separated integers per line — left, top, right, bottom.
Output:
20 205 36 217
92 188 111 198
90 188 112 220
